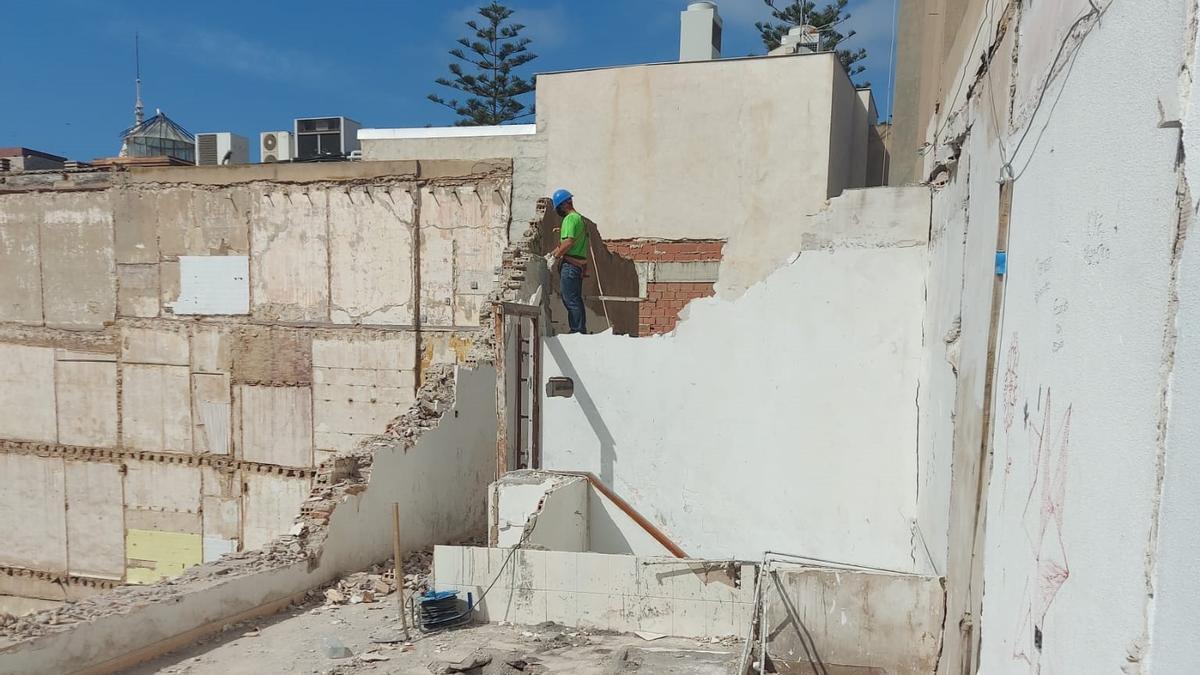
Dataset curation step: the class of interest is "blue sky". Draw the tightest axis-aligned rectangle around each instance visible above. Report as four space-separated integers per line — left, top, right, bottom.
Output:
0 0 899 162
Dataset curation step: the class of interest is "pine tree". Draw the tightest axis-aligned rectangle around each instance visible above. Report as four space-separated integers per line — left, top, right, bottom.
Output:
755 0 868 85
429 3 537 126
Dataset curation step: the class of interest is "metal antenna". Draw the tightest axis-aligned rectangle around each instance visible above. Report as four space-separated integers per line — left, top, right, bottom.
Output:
134 33 144 126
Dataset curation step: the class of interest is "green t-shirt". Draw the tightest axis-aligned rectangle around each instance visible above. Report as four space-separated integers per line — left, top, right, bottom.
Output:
561 212 589 259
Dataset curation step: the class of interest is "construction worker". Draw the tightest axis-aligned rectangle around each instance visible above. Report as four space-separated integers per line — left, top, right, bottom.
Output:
548 188 589 334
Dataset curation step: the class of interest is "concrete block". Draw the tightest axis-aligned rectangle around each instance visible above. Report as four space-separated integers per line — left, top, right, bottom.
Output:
242 472 310 550
510 589 548 626
121 364 193 452
672 599 710 638
728 602 753 638
546 591 580 627
635 562 675 600
124 458 201 513
159 260 180 311
250 188 329 322
112 189 158 264
627 595 673 634
201 465 241 498
0 343 57 443
191 325 233 374
232 326 312 385
512 549 547 591
419 225 455 327
202 495 240 541
125 509 202 534
311 333 413 370
169 256 250 315
64 461 125 580
576 592 624 631
40 192 115 329
544 550 577 592
0 197 44 324
239 385 314 467
120 326 190 366
328 188 416 325
117 264 160 318
433 545 464 587
577 552 636 593
192 373 231 455
145 189 192 258
0 454 67 573
160 187 250 256
706 600 738 638
202 536 238 563
56 360 118 447
55 349 116 362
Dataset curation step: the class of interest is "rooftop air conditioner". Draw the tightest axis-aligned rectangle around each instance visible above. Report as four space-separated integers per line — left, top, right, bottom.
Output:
260 131 292 163
195 132 249 166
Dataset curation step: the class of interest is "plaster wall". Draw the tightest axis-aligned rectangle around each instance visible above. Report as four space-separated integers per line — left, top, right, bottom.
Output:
359 127 544 239
537 54 841 244
900 0 1200 671
763 564 944 674
433 546 756 638
489 472 588 551
0 161 509 592
542 243 928 572
0 365 497 675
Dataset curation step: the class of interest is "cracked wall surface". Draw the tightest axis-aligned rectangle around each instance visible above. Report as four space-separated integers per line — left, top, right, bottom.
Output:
0 160 513 607
898 0 1200 672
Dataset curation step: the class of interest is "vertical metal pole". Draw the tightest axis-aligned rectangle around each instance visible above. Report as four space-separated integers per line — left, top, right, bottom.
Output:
531 316 542 469
514 319 523 468
392 503 409 637
759 563 769 673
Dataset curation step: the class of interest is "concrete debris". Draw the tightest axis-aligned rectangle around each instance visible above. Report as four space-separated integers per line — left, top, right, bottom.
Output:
322 549 434 608
321 635 352 659
428 648 492 674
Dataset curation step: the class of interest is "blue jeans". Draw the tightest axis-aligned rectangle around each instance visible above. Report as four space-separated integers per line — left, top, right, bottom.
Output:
560 262 587 334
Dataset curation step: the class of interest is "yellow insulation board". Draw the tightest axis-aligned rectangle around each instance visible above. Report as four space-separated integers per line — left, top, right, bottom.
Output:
125 529 202 584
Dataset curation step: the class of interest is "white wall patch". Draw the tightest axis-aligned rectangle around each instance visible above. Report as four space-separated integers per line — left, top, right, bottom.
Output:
171 256 250 315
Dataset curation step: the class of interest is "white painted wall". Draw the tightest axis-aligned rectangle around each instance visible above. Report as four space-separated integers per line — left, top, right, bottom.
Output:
909 0 1200 671
542 244 928 572
489 472 588 551
1148 8 1200 671
538 54 841 242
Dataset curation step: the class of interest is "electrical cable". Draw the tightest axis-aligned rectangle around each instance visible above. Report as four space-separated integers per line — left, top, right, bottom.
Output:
418 514 540 634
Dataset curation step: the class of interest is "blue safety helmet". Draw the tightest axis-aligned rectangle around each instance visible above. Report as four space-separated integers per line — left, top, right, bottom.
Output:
552 189 573 209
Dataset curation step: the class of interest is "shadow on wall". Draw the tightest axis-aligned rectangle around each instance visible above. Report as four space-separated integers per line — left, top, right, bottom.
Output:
544 338 616 486
539 203 639 336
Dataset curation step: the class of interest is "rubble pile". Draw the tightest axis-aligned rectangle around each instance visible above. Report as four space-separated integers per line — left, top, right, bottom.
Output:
321 549 435 606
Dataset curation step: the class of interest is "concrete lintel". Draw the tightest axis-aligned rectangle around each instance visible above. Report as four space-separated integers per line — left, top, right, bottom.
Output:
124 160 422 185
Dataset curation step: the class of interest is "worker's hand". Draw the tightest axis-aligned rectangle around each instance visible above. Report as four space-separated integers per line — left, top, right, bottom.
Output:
544 253 558 269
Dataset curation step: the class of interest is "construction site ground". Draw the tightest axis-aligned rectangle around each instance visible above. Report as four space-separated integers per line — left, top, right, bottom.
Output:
125 593 743 675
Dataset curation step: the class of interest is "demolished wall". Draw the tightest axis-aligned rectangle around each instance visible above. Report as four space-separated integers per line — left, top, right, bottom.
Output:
0 363 498 675
0 160 513 605
541 193 932 572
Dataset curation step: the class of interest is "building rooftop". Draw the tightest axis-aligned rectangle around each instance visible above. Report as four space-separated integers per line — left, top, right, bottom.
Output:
0 147 67 162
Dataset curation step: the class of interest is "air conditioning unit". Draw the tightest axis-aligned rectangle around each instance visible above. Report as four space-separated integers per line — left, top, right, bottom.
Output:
293 116 361 160
260 131 292 163
195 132 249 166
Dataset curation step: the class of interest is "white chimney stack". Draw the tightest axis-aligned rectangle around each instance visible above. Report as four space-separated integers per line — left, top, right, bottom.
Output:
680 2 722 62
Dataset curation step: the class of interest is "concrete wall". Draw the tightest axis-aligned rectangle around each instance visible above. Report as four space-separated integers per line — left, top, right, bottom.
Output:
433 546 756 637
541 230 930 572
538 54 845 244
0 161 511 594
359 127 544 241
489 471 675 557
899 0 1200 671
0 364 497 675
762 564 944 674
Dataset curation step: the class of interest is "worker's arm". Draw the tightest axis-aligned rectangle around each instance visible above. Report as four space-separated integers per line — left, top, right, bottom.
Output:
552 238 575 258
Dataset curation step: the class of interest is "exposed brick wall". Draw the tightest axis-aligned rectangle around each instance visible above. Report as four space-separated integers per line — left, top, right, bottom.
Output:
641 282 717 335
604 239 725 336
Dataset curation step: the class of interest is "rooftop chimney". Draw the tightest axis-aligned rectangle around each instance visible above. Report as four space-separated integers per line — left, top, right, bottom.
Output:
680 2 722 62
773 24 821 55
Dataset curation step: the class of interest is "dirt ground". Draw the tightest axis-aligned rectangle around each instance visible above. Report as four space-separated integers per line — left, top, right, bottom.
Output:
124 594 743 675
